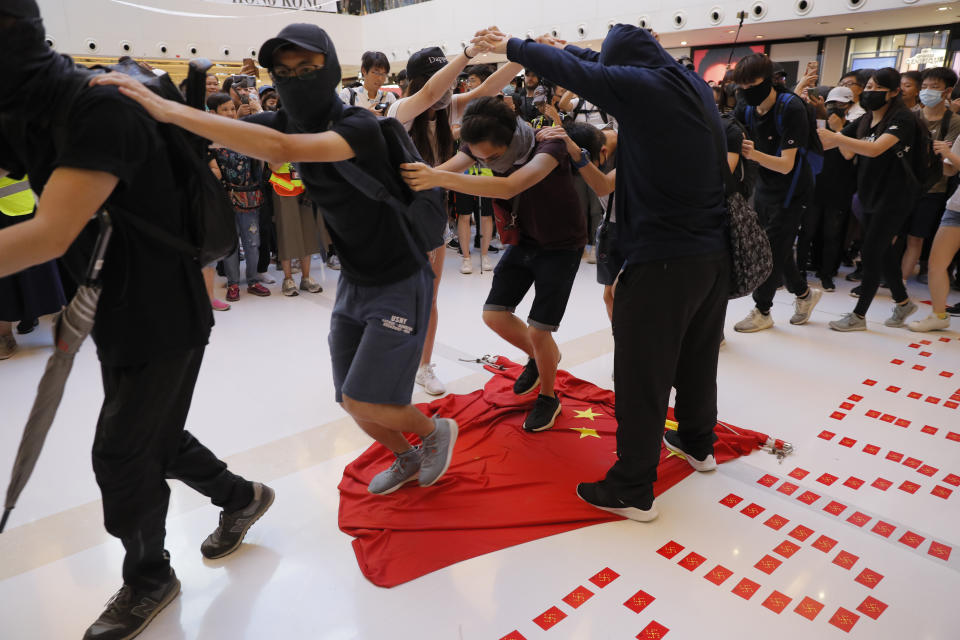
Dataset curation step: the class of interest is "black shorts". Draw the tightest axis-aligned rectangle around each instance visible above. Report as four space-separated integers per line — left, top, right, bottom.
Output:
908 192 947 240
596 220 626 286
483 245 583 331
453 193 494 217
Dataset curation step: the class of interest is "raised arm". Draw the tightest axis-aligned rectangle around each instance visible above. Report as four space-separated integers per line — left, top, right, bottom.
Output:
400 153 559 200
454 61 524 106
391 44 488 124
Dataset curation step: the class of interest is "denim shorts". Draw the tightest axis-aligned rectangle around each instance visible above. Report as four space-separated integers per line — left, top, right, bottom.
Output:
942 209 960 227
329 266 434 405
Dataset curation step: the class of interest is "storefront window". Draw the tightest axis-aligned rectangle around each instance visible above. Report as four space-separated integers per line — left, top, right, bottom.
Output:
847 30 949 72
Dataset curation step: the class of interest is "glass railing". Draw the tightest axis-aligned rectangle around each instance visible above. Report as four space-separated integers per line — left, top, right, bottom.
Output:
338 0 431 15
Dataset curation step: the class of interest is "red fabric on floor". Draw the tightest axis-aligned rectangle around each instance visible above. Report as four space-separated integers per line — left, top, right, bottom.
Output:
338 359 768 588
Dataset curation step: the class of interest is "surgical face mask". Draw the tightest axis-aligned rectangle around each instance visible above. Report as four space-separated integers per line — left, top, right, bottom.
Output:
742 78 773 107
860 90 891 111
920 88 945 108
431 88 452 111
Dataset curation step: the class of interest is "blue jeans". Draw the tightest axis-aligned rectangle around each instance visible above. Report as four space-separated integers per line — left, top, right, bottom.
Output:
224 209 261 286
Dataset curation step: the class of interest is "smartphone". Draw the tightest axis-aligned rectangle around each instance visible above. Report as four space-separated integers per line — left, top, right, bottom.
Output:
805 60 819 76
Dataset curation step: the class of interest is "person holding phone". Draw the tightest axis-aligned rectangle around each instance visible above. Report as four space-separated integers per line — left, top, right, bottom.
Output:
339 51 396 115
222 74 262 118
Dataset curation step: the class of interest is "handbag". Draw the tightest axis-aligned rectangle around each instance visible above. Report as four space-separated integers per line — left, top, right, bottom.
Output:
492 200 520 246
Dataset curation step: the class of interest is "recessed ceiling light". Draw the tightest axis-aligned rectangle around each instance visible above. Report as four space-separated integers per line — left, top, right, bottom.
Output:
845 27 854 31
938 6 950 10
680 41 687 45
818 21 830 25
756 35 764 39
728 30 736 34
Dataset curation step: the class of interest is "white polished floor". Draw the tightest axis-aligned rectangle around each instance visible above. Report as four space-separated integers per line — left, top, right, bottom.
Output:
1 246 959 639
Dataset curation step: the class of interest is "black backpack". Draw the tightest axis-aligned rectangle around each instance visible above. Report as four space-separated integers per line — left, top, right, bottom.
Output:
55 59 237 266
901 109 950 193
334 117 447 266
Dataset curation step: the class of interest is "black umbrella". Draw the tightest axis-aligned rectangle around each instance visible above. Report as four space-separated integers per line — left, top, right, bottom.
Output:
0 211 112 533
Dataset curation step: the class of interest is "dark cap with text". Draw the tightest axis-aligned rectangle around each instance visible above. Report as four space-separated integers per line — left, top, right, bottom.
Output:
406 47 448 80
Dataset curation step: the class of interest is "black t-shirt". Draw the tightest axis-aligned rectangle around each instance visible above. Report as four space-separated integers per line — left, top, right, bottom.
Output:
841 109 917 212
0 85 211 366
737 91 814 205
246 108 421 286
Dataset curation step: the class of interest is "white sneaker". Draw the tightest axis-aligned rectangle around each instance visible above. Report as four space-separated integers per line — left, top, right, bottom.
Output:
481 255 493 272
416 363 446 396
734 308 774 333
884 300 918 327
909 313 951 332
460 257 473 274
326 254 341 271
790 287 822 325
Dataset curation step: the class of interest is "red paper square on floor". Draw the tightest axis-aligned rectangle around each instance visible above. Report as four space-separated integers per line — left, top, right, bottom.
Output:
823 501 847 516
817 473 839 485
719 493 744 508
920 339 932 345
918 464 939 476
895 418 911 428
855 568 884 589
863 379 877 386
908 342 921 348
857 596 888 620
886 385 901 393
863 444 881 455
848 394 863 402
927 396 941 404
947 401 959 409
899 480 921 494
932 485 953 499
865 409 881 418
762 590 792 614
533 607 567 630
794 596 825 621
885 451 904 462
838 437 857 447
899 531 926 549
777 482 799 496
871 521 895 538
940 337 952 342
764 514 789 530
562 586 594 609
818 430 836 440
788 525 815 541
774 540 802 558
903 457 923 469
623 589 655 614
757 474 778 487
872 478 893 491
929 541 953 561
833 550 859 570
588 567 620 588
797 490 821 505
703 565 734 585
890 359 904 365
788 467 810 480
636 621 669 640
754 554 783 575
840 402 855 410
843 476 865 489
921 425 939 435
943 473 960 486
913 364 927 371
813 535 839 553
830 411 846 420
920 351 932 357
942 371 955 378
829 607 860 632
678 552 707 571
948 432 960 442
880 414 896 423
847 512 871 527
741 503 765 518
731 577 760 600
657 540 684 560
908 391 923 399
499 631 527 640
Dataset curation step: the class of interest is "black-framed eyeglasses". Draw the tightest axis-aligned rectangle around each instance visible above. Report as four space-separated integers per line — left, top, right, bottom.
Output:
272 64 324 80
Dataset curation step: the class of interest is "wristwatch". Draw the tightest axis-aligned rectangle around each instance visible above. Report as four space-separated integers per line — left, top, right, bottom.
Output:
573 148 591 169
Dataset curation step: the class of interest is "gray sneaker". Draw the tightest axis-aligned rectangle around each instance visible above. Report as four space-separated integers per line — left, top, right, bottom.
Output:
299 276 323 293
734 308 774 333
418 417 458 487
368 447 422 495
0 334 17 360
829 313 867 332
281 277 299 297
200 482 275 559
790 287 822 325
884 300 918 327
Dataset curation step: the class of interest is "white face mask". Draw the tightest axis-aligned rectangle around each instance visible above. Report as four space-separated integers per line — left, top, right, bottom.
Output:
920 88 946 108
431 89 452 111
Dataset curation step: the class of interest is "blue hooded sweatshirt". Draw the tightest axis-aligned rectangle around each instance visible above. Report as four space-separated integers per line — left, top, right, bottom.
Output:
506 25 728 265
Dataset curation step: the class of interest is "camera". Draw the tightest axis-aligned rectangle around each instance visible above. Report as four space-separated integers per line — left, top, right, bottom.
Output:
230 74 256 89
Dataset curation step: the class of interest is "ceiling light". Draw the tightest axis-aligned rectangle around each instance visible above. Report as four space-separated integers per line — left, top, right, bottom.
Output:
818 21 830 25
756 35 764 39
938 6 950 10
728 30 736 34
680 41 687 45
844 27 854 31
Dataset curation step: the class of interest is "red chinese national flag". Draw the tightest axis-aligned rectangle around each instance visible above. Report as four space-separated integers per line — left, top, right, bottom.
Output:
338 359 769 587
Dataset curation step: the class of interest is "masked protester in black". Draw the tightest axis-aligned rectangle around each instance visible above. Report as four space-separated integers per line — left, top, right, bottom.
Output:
0 3 272 639
91 24 470 501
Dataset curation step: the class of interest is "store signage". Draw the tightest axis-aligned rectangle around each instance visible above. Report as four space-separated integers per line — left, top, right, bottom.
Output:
203 0 336 11
905 47 946 67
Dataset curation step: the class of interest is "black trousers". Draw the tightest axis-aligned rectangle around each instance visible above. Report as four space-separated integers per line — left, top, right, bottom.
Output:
753 199 809 313
854 209 910 316
603 251 729 507
797 202 850 279
93 347 253 590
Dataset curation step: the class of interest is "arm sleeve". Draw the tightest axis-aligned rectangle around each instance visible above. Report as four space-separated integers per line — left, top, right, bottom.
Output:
562 44 600 63
332 110 385 164
945 114 960 144
841 117 861 139
506 38 628 117
882 111 914 143
778 98 808 150
0 130 26 179
724 120 743 152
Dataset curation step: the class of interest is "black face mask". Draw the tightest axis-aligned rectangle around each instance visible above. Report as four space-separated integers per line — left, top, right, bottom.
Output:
827 106 847 118
742 78 773 107
274 69 342 132
860 90 891 112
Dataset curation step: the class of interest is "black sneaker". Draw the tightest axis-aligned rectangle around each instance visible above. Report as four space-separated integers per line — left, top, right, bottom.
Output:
948 302 960 317
576 482 658 522
523 394 562 432
850 285 861 298
16 318 38 334
846 263 862 282
83 571 180 640
200 482 275 559
446 238 460 251
820 276 836 292
513 358 540 395
663 430 717 471
487 244 500 254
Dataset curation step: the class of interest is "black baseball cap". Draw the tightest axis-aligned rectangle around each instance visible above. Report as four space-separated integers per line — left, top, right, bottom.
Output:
258 23 331 69
407 47 448 80
0 0 41 18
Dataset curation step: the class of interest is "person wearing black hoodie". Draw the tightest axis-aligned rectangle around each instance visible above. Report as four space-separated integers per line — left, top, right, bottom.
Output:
0 2 271 638
473 26 729 522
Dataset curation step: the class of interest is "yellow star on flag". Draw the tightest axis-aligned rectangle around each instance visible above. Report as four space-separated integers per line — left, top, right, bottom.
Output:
570 427 601 439
573 408 604 421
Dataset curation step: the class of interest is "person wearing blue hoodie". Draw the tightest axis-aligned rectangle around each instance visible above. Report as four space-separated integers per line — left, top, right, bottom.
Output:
474 26 730 521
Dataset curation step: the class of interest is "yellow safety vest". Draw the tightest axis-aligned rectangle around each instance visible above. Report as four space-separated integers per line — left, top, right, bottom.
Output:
268 163 305 197
0 176 36 217
468 166 494 177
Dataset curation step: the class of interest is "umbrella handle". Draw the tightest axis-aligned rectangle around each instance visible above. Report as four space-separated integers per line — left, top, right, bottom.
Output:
0 507 11 534
85 210 113 286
